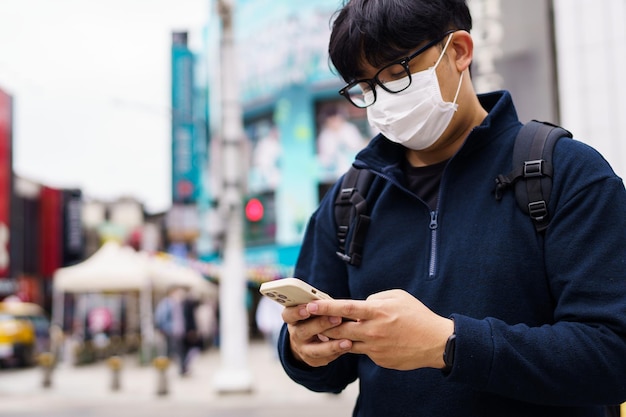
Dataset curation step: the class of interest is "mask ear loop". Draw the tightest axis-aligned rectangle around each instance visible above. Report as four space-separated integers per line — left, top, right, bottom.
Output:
433 33 464 106
433 33 455 70
452 70 464 105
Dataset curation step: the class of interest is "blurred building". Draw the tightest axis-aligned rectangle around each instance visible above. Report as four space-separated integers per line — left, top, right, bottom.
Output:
470 0 626 177
553 0 626 178
2 166 158 315
0 87 89 309
6 176 84 308
82 197 147 256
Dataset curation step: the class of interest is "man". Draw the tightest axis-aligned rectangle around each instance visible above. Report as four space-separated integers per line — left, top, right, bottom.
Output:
277 1 626 416
155 286 187 375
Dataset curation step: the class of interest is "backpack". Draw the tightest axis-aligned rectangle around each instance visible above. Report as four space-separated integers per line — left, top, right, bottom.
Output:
334 120 572 267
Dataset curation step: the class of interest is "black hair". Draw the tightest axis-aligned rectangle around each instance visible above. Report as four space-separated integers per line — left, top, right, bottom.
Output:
329 0 472 82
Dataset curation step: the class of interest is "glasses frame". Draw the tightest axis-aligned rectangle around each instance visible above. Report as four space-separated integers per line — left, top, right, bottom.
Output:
338 30 457 108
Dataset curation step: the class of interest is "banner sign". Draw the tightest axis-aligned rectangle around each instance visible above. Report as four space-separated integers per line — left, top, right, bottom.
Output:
171 32 199 203
0 89 12 278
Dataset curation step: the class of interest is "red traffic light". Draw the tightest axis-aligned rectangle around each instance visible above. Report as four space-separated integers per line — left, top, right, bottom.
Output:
245 198 264 222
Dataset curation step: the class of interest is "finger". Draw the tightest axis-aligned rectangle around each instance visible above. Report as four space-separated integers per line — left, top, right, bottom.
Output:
346 340 366 355
307 299 373 321
298 338 353 365
323 320 364 342
282 304 312 324
289 315 345 343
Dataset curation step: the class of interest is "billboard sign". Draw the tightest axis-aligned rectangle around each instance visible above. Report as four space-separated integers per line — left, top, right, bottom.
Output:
0 89 12 278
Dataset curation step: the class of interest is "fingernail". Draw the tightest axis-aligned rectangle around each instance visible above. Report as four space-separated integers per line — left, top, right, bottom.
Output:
299 307 309 317
307 303 319 313
329 316 341 325
317 334 330 342
339 340 351 349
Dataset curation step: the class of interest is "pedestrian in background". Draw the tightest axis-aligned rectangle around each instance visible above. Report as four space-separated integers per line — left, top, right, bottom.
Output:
277 1 626 416
180 292 201 374
154 286 188 376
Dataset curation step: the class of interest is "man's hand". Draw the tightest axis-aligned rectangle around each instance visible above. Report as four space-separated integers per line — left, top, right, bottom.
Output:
310 290 454 371
282 303 353 367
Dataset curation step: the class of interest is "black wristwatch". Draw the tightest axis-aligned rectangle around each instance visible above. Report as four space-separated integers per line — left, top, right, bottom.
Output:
442 333 456 373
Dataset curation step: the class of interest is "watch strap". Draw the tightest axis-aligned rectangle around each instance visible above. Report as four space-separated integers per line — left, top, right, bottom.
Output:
442 333 456 373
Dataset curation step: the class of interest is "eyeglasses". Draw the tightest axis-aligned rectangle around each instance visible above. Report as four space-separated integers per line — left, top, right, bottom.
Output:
338 30 457 108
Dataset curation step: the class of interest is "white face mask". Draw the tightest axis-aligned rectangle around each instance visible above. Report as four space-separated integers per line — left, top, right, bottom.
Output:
366 34 463 151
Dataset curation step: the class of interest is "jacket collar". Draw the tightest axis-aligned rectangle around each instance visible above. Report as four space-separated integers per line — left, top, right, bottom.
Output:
353 90 521 174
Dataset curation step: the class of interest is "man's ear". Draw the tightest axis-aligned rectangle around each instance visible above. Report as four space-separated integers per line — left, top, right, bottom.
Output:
450 30 473 72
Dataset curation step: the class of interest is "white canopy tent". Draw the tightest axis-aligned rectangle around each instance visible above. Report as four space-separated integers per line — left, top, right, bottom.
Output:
53 241 216 295
52 241 217 361
54 242 150 293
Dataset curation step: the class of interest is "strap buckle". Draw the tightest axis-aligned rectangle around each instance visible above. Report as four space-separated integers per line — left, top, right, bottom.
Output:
528 201 548 221
523 159 545 178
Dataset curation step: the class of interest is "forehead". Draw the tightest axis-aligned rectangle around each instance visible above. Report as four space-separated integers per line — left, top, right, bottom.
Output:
355 59 381 80
356 44 439 80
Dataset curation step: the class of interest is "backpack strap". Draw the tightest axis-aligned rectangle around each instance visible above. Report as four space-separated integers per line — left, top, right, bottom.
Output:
334 166 375 266
495 120 572 232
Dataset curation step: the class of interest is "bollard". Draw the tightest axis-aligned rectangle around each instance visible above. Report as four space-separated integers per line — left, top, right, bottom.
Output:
152 356 170 396
37 352 55 388
106 355 123 391
109 335 124 356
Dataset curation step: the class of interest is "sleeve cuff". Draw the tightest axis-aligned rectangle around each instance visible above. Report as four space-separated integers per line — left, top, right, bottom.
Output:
447 314 495 387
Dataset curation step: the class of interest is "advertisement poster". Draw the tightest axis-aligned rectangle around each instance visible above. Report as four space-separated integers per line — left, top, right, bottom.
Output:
315 99 370 199
246 115 280 193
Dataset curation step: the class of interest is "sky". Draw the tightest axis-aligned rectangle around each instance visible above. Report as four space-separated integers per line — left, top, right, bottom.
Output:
0 0 209 213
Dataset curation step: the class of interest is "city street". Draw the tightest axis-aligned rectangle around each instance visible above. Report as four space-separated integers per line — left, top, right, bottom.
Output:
0 341 358 417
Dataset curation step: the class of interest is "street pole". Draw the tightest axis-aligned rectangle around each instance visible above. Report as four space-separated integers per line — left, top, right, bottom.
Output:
212 0 253 393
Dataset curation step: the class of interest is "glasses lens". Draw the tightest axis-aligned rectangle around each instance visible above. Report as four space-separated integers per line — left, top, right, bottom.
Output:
344 83 375 108
378 63 411 93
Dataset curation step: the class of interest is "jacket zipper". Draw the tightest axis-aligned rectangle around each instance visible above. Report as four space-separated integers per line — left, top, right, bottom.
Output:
353 164 443 279
429 210 439 278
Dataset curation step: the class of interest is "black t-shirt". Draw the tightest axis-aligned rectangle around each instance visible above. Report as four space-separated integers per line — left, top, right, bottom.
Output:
402 158 449 210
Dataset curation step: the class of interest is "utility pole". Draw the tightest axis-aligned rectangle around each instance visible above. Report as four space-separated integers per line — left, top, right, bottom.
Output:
212 0 253 393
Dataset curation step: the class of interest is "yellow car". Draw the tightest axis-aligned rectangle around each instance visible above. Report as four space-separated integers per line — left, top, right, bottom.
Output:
0 302 49 367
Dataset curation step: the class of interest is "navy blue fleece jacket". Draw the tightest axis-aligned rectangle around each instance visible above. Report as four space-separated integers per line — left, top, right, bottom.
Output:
278 91 626 417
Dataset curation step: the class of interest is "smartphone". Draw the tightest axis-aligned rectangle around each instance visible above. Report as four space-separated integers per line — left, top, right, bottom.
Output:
259 278 333 307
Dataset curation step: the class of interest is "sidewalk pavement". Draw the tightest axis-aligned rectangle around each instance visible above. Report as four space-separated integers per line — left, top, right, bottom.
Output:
0 340 358 416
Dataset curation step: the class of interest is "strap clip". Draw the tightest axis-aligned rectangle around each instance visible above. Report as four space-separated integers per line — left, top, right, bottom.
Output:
523 159 545 178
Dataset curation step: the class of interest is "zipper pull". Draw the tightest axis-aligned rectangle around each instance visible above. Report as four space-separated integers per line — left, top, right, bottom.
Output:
429 211 438 230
